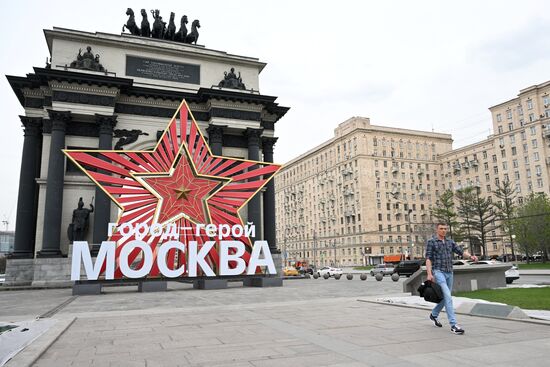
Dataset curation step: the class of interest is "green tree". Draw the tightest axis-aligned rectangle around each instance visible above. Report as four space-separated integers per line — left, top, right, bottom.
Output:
456 186 477 254
431 189 460 239
512 193 550 262
469 186 498 259
493 179 518 260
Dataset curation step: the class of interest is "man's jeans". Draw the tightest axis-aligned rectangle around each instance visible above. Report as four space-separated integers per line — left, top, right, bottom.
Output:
431 270 457 326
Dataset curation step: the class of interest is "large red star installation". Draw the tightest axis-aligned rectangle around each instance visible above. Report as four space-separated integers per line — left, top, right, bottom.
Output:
64 100 281 278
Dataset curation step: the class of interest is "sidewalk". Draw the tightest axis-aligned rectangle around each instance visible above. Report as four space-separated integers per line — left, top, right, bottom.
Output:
2 279 549 367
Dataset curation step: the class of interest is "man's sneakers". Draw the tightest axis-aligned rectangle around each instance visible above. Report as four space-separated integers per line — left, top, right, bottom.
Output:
450 325 465 335
429 313 442 327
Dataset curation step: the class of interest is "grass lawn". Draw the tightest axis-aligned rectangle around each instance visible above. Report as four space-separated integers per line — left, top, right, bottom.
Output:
353 266 374 270
454 287 550 310
517 263 550 270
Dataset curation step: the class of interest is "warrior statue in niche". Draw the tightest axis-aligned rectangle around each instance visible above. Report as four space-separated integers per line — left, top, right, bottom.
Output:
68 197 94 242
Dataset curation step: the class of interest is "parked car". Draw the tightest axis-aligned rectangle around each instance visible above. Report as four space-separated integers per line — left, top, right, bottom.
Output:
370 264 395 276
453 259 520 284
469 260 520 284
317 266 343 277
393 260 424 277
283 267 300 276
296 266 314 275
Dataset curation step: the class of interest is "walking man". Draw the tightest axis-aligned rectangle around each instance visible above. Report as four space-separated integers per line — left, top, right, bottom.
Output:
426 222 477 334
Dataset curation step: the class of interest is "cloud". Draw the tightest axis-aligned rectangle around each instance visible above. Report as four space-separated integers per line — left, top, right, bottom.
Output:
471 18 550 72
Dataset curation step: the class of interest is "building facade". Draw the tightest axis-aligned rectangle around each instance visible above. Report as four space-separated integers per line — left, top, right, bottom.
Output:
276 117 452 267
276 80 550 267
5 27 288 286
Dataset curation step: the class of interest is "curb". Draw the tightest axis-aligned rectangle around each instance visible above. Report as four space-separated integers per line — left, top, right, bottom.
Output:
5 317 76 367
357 298 550 326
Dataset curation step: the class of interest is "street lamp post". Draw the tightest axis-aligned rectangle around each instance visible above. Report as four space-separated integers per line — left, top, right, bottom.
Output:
313 230 317 268
511 234 516 262
333 240 337 266
407 209 413 260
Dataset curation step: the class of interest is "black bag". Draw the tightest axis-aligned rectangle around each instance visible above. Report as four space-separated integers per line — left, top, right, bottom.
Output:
417 280 444 303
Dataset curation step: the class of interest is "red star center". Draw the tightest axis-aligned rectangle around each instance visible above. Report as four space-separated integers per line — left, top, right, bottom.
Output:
135 149 226 225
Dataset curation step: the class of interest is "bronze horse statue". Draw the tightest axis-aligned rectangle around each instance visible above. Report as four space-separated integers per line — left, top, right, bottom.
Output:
150 9 164 39
184 19 200 44
175 15 188 42
122 8 140 36
140 9 150 37
164 12 176 41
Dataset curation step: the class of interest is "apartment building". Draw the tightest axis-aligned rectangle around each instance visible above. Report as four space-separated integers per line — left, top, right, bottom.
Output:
275 117 452 267
275 80 550 267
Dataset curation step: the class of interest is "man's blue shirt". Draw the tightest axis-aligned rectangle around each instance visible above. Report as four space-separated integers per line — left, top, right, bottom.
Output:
425 236 463 272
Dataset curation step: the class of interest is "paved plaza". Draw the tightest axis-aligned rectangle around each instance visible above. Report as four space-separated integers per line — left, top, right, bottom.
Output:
1 278 549 367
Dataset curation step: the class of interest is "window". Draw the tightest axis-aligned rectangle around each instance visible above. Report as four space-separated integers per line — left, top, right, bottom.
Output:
502 161 508 170
518 106 523 116
507 110 512 119
497 126 503 134
513 159 518 168
525 155 529 164
544 95 550 106
532 139 538 148
511 147 517 156
483 151 488 159
530 126 536 135
529 113 535 122
521 130 526 140
526 168 531 178
537 178 543 188
499 137 505 146
534 152 540 162
527 100 533 110
536 165 542 176
514 171 520 180
496 113 502 122
508 122 513 131
509 134 515 144
501 149 506 158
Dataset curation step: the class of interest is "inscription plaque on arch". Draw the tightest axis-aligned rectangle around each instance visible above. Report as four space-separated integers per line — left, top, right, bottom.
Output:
126 55 200 84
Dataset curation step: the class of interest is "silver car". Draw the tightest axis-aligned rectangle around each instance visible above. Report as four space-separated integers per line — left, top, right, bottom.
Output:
370 264 395 276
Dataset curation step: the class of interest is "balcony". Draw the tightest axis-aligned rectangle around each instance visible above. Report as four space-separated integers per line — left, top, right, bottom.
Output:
544 127 550 138
470 159 479 167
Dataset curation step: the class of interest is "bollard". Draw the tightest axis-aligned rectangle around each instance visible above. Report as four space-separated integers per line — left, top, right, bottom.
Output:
305 273 311 279
391 273 400 282
323 273 330 279
375 273 383 281
346 273 353 280
360 273 367 281
334 273 341 280
313 273 319 279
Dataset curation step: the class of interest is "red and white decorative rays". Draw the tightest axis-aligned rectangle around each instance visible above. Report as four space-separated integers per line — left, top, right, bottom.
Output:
64 100 281 278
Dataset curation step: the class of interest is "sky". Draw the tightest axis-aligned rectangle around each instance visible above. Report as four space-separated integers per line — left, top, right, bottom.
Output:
0 0 549 230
